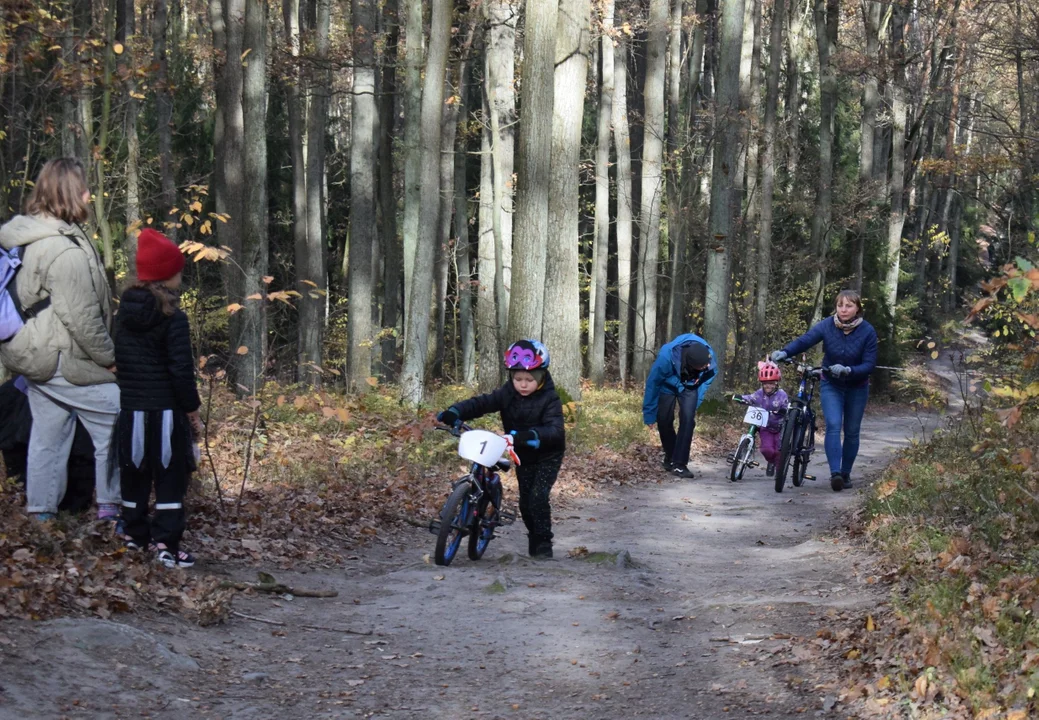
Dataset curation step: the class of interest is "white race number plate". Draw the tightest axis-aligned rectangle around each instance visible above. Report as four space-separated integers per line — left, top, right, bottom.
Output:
743 407 769 428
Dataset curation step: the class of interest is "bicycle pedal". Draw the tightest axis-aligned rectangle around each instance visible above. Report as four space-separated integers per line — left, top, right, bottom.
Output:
748 461 760 468
725 454 736 463
428 519 442 535
499 510 517 526
804 474 816 481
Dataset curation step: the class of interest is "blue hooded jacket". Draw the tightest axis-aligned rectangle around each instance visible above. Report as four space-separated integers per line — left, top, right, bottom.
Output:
782 317 878 388
641 333 717 424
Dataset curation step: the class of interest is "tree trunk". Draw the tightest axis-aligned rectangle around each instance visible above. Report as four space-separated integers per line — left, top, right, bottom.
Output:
486 0 517 334
237 0 268 394
784 0 805 189
212 0 245 387
401 0 424 318
852 0 881 291
348 0 377 392
455 122 476 385
633 0 667 381
283 0 312 382
703 0 745 395
302 0 330 383
119 0 141 283
737 0 762 377
477 104 500 392
434 55 471 379
665 0 686 340
544 0 590 400
507 0 558 343
379 0 401 378
154 0 176 241
590 0 614 386
400 0 451 404
749 0 784 368
884 3 908 313
613 38 634 385
808 0 838 323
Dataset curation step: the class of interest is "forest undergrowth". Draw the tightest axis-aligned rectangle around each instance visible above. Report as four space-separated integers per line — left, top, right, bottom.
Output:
822 338 1039 718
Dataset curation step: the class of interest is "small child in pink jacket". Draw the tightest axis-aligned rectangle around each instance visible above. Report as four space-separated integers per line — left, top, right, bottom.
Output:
740 361 789 476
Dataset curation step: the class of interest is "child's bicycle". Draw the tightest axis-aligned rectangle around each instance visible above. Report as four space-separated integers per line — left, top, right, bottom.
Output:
774 358 824 493
429 423 519 566
726 395 783 482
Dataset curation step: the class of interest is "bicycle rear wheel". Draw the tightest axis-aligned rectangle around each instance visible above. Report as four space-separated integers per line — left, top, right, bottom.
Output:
730 436 754 482
775 407 801 493
434 481 472 566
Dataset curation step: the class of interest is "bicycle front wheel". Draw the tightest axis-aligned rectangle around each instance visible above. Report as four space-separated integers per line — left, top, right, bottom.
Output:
730 435 754 482
791 422 809 487
775 407 802 493
434 481 473 566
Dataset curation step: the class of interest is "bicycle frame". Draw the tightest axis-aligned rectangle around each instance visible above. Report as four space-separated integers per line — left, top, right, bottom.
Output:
775 360 823 491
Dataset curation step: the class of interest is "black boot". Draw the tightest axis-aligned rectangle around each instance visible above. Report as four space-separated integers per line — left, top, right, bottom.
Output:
830 472 844 492
766 462 775 477
532 541 553 559
527 535 538 557
842 473 853 489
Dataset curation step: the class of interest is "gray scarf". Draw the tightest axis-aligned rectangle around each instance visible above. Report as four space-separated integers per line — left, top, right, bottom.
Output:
833 314 863 334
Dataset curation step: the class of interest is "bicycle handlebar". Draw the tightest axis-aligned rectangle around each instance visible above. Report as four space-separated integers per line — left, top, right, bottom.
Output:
434 422 472 437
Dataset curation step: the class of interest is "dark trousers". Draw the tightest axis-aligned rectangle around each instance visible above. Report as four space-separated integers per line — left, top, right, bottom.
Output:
657 391 698 468
514 457 561 551
121 460 188 551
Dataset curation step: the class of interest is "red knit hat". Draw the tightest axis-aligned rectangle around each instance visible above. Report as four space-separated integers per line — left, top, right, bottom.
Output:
136 228 185 283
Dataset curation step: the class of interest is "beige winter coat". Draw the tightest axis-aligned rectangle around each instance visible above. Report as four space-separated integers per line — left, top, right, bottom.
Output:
0 214 115 386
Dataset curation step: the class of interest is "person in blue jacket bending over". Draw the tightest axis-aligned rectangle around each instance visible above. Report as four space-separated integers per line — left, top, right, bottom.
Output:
642 334 717 478
771 289 878 493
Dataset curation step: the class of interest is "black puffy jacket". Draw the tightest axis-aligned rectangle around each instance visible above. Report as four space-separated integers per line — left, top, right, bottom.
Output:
451 372 566 464
113 287 201 413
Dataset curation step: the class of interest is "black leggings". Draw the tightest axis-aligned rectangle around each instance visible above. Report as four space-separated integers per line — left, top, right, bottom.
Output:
514 457 562 547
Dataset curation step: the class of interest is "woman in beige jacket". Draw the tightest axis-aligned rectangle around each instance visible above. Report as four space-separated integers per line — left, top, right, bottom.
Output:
0 158 121 521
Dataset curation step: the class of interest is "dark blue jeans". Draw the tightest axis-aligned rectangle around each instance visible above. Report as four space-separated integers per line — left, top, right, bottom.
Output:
657 391 698 468
818 380 869 476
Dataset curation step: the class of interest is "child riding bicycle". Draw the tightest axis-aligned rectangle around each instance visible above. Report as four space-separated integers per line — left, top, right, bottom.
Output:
736 361 788 476
436 339 565 559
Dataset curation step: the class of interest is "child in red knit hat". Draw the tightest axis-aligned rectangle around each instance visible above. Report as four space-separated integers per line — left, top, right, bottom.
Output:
114 228 202 568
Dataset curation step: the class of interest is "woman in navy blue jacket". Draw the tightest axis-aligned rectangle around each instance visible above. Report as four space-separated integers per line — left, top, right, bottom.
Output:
771 290 878 492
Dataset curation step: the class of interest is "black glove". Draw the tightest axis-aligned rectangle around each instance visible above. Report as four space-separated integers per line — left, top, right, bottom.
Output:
437 407 461 427
510 430 540 449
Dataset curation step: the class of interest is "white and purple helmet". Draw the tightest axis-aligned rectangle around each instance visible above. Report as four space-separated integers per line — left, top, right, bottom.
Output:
503 339 550 371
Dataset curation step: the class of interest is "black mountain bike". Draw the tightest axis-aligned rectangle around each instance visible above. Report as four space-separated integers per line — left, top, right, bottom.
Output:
429 423 517 566
774 360 825 493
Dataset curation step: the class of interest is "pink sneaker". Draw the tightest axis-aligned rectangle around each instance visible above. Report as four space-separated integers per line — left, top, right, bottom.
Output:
97 503 120 521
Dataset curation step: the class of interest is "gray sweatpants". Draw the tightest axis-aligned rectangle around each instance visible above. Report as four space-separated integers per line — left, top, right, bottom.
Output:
25 370 121 513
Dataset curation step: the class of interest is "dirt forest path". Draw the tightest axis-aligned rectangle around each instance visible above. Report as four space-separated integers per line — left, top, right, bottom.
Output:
0 403 942 720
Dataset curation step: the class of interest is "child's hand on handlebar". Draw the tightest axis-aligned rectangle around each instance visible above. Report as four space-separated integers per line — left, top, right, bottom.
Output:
436 407 461 427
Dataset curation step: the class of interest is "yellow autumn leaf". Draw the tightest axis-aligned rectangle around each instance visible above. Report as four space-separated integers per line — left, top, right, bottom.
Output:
236 345 249 355
914 674 928 697
226 303 243 314
321 406 336 419
876 675 891 690
190 200 203 213
336 408 350 423
262 275 274 284
182 214 194 226
276 395 286 407
294 396 306 410
877 480 898 499
366 377 379 387
245 293 263 301
846 649 861 659
866 615 876 631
